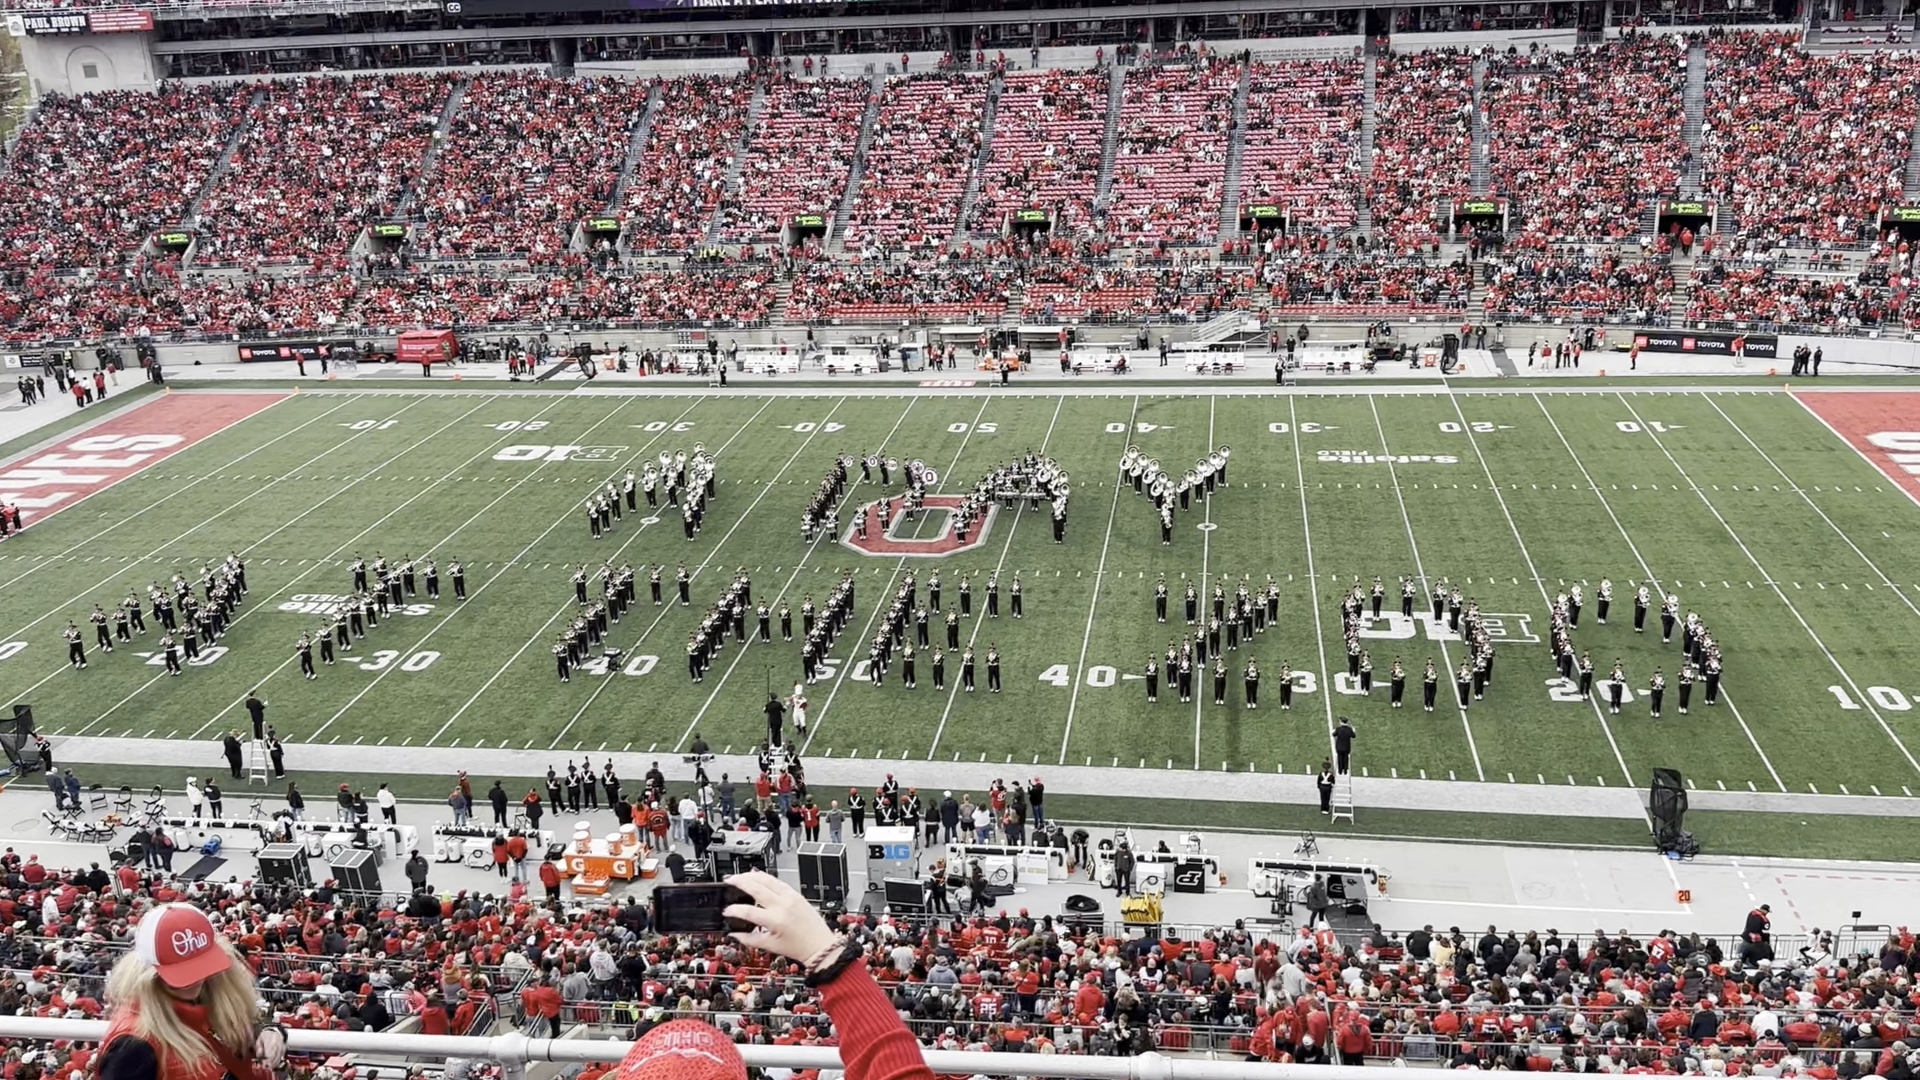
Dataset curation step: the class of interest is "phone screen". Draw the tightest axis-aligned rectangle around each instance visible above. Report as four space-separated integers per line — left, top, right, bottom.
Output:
652 883 755 934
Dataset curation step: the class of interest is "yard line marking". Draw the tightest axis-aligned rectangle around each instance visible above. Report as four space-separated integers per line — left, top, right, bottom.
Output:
1057 395 1141 766
1705 394 1920 625
0 393 343 595
456 395 764 749
910 397 1063 759
1616 393 1920 780
662 397 907 754
1191 395 1216 770
70 398 510 737
307 398 654 741
1530 395 1783 789
1286 397 1343 769
1 396 369 642
1449 394 1637 788
1368 394 1484 781
159 398 579 740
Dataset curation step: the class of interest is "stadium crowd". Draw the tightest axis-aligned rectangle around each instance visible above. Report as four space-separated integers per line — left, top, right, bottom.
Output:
1366 50 1473 250
1103 62 1237 245
1701 33 1920 248
0 798 1915 1072
621 76 757 254
1237 58 1363 238
1482 250 1676 324
840 75 987 253
6 40 1920 343
413 73 656 266
1484 35 1686 247
963 70 1108 239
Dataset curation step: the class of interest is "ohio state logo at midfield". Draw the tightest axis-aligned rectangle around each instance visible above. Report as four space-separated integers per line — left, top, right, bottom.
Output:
841 494 996 557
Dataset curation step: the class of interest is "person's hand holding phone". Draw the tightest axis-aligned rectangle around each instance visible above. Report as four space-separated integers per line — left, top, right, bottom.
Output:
721 870 838 964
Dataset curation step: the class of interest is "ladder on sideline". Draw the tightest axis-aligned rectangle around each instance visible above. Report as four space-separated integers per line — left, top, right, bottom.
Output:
247 739 270 786
1329 772 1355 823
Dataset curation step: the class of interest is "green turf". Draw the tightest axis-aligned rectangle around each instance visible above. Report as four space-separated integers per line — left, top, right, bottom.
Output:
5 387 1920 854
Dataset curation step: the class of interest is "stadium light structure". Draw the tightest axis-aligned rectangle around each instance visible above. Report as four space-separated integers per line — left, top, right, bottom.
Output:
0 1016 1416 1080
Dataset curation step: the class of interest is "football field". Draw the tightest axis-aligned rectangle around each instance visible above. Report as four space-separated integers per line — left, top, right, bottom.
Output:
5 384 1920 814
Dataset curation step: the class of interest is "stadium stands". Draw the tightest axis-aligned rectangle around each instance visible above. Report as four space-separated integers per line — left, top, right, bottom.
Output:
1367 50 1473 248
1701 33 1920 247
196 75 453 269
964 70 1108 239
1484 35 1686 246
0 839 1905 1067
714 75 871 245
1237 59 1364 238
621 75 757 255
0 85 249 273
1482 250 1675 323
414 72 656 266
8 39 1920 343
1104 61 1237 245
841 74 988 251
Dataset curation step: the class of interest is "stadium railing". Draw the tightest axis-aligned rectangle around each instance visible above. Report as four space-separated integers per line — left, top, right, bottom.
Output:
0 1016 1409 1080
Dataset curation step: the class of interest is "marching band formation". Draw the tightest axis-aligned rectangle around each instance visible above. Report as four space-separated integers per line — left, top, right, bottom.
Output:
63 557 252 675
1143 572 1276 707
1550 579 1723 717
1120 443 1231 544
590 445 716 542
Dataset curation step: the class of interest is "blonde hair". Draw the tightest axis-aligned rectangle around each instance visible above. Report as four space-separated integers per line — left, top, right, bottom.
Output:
105 938 260 1071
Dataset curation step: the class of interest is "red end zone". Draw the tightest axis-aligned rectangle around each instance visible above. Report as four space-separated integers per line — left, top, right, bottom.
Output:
1796 392 1920 509
0 392 289 526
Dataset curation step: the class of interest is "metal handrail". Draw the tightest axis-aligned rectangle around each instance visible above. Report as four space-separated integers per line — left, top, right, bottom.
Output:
0 1016 1411 1080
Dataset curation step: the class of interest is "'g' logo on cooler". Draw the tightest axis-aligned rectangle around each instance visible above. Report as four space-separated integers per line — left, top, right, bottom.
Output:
171 928 209 956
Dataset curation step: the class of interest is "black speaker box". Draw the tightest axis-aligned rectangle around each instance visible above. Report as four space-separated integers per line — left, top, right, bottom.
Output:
331 848 381 895
258 842 313 888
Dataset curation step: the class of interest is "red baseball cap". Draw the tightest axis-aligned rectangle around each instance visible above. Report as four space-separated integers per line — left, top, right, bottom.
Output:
615 1020 744 1080
134 903 231 988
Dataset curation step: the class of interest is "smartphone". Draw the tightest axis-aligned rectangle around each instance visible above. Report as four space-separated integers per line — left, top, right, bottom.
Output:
652 883 756 935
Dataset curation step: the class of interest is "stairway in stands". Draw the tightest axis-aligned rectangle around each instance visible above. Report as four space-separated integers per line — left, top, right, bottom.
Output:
827 72 886 253
397 75 472 217
1469 55 1491 195
950 70 1004 247
1355 51 1379 235
1093 61 1126 234
185 87 265 228
605 82 664 215
702 76 769 246
1216 60 1252 241
1904 116 1920 201
1681 37 1707 196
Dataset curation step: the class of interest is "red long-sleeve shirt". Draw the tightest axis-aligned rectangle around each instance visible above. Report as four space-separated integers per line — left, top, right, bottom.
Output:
818 959 934 1080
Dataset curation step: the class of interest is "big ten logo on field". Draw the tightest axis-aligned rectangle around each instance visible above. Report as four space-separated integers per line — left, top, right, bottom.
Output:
1354 610 1539 645
492 445 629 463
279 594 433 616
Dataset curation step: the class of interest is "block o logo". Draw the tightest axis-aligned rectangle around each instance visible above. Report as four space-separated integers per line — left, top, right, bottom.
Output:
842 494 996 557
